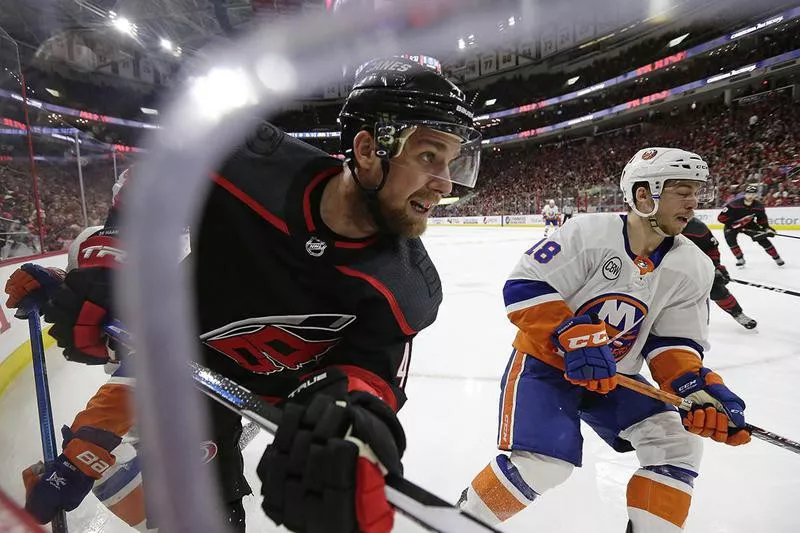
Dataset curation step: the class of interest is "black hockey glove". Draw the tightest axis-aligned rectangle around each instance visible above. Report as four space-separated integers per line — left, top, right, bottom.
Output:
714 265 730 285
744 225 775 241
258 368 405 533
43 266 115 365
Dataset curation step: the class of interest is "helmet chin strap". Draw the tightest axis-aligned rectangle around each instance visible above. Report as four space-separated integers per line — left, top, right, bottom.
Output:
347 157 391 233
630 199 670 238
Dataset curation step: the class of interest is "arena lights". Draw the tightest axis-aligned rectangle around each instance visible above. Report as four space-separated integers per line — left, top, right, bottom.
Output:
458 38 466 50
110 13 137 36
45 88 60 97
189 67 259 122
141 107 159 115
160 38 182 57
669 33 690 48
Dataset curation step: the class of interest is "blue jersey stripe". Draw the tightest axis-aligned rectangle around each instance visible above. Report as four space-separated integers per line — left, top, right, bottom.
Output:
643 335 705 359
503 279 558 307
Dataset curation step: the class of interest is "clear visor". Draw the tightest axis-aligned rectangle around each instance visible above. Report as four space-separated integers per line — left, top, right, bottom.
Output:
661 177 716 204
375 121 483 188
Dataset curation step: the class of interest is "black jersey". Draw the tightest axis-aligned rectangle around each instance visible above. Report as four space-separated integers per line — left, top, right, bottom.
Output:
113 123 443 411
717 195 768 230
682 217 721 267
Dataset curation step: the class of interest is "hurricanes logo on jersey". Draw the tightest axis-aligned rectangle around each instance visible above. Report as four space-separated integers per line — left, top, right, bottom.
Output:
576 294 648 360
201 314 356 375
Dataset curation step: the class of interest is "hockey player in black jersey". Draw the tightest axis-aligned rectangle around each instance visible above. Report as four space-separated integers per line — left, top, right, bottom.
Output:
717 183 784 267
26 57 482 533
682 217 757 329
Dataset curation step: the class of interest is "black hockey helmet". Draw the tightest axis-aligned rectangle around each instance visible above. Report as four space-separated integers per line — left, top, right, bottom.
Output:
745 183 759 194
338 57 482 188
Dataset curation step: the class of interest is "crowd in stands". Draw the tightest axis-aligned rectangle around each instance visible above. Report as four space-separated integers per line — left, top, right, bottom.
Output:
439 90 800 217
3 10 800 262
2 89 799 261
222 17 800 134
479 21 800 139
3 88 797 262
1 162 114 259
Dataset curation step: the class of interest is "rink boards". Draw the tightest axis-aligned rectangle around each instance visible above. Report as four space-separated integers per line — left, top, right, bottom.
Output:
431 206 800 229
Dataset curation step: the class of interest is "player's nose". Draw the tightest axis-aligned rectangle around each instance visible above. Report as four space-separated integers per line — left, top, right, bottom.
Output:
429 174 453 195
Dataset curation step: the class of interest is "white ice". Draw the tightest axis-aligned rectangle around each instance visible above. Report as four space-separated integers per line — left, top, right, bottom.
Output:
1 226 798 532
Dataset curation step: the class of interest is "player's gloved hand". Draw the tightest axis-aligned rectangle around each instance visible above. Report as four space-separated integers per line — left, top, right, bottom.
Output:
43 266 114 365
552 314 617 393
4 264 65 316
258 368 405 533
745 225 774 240
43 231 123 364
671 367 751 446
714 265 730 285
23 425 120 524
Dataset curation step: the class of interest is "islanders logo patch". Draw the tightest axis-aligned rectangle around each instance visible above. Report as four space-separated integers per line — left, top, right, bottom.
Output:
576 294 649 360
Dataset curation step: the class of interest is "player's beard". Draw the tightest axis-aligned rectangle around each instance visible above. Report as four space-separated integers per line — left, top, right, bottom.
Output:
379 197 429 238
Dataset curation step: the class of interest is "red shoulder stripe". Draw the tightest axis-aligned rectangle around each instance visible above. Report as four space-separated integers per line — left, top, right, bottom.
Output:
335 265 416 336
213 174 289 235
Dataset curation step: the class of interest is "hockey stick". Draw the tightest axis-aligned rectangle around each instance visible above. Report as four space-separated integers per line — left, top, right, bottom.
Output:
238 421 260 450
615 375 800 455
538 320 800 456
103 322 499 533
24 305 69 532
730 278 800 298
742 228 800 241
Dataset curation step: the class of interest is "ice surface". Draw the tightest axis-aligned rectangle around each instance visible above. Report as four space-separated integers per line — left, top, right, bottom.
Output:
1 226 798 532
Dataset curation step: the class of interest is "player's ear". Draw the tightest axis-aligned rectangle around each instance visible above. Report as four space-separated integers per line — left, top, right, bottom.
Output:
353 130 379 173
634 183 654 211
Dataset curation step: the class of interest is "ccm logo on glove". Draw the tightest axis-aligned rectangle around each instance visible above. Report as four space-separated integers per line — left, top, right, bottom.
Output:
562 329 608 350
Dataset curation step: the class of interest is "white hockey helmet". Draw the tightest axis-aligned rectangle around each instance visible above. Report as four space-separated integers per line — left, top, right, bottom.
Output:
620 147 712 218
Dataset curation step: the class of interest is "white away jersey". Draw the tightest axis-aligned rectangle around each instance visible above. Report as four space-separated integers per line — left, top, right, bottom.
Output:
503 213 714 376
542 205 560 220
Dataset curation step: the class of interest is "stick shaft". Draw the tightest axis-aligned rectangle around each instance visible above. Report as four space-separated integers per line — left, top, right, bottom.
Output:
27 309 69 532
730 278 800 298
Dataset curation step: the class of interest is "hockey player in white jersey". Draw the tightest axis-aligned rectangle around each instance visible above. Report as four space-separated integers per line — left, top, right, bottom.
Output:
458 148 751 532
542 199 559 236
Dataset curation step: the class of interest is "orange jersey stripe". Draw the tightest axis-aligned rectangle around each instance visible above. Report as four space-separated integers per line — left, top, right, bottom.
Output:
499 350 526 450
471 463 527 522
71 383 134 438
627 473 692 528
508 299 573 370
648 349 703 393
